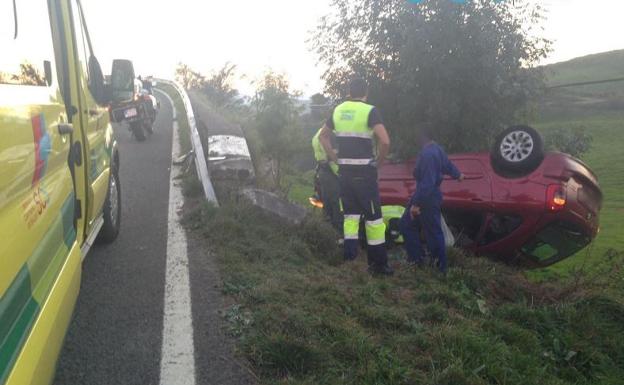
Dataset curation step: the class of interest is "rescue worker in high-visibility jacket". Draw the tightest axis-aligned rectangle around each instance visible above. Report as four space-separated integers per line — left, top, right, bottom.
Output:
319 78 393 276
312 128 343 232
399 124 464 274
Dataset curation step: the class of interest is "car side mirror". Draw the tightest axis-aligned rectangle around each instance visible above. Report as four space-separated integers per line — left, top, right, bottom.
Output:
110 59 136 104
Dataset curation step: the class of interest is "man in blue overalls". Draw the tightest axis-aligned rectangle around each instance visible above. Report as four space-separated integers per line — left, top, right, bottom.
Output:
318 78 393 276
399 124 463 273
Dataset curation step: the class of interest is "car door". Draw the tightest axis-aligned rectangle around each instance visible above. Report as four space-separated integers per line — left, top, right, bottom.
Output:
441 158 493 207
0 1 77 382
68 0 111 237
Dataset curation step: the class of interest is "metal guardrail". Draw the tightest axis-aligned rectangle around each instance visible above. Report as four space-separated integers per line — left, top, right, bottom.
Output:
155 79 219 205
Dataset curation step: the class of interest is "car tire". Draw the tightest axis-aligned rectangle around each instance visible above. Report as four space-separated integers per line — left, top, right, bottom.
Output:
491 125 544 176
130 121 146 141
98 170 121 243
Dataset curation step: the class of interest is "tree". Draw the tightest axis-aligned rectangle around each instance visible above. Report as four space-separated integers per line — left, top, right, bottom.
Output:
309 92 331 122
175 62 244 110
175 62 204 90
250 71 304 190
201 63 243 109
312 0 551 156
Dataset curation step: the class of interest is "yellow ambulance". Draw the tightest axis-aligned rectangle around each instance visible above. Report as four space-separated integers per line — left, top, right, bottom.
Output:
1 1 131 383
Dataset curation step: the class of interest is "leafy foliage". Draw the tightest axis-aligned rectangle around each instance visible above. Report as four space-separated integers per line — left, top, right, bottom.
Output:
544 125 593 158
175 62 243 109
199 63 243 109
0 62 47 86
312 0 551 157
250 71 306 190
174 62 205 90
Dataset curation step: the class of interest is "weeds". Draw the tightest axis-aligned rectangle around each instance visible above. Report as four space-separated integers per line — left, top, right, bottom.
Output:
183 198 624 385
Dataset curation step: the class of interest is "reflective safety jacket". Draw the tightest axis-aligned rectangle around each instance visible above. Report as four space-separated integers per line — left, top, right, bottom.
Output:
312 128 338 174
332 101 375 168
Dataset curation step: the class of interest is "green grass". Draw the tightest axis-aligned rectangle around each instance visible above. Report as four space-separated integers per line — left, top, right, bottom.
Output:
284 170 316 206
155 83 192 153
182 194 624 385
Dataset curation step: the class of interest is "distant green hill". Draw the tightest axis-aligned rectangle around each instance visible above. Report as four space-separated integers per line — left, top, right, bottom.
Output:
543 49 624 95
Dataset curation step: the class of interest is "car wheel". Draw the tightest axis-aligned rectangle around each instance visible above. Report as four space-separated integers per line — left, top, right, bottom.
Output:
130 121 146 141
98 170 121 243
491 125 544 176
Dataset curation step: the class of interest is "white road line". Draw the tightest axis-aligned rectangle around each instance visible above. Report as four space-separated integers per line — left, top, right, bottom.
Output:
158 89 197 385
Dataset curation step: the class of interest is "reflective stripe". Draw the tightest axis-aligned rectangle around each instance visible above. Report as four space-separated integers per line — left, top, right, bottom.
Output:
345 235 359 240
338 158 373 166
365 219 386 246
366 218 384 226
311 128 327 162
382 205 406 219
344 215 360 238
335 132 373 139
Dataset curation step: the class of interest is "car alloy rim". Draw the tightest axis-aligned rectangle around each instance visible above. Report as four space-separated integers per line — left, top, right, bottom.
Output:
109 176 119 227
500 130 534 162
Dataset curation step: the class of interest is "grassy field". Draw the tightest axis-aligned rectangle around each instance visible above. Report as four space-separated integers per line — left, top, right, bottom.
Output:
544 49 624 95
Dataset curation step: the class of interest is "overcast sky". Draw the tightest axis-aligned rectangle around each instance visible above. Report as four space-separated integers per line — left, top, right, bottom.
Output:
80 0 624 96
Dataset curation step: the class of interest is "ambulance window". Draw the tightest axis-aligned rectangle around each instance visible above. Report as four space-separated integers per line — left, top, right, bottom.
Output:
0 0 55 86
70 0 90 78
70 0 107 104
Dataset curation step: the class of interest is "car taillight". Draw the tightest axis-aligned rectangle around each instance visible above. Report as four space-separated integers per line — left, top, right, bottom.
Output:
546 184 566 212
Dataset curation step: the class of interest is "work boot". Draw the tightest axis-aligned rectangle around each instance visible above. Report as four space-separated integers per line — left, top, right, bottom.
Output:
368 264 394 276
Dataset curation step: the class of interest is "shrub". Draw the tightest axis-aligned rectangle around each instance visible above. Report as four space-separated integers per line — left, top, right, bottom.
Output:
544 126 593 158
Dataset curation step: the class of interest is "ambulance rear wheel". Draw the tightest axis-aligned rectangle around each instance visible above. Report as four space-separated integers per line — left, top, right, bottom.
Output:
98 170 121 243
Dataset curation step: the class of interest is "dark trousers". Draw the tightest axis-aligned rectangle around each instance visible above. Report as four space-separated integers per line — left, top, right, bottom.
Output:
339 168 388 269
318 165 343 232
399 199 448 273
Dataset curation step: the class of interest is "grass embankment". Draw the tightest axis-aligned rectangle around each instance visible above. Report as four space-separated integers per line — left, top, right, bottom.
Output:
182 188 624 385
284 170 316 206
155 83 192 153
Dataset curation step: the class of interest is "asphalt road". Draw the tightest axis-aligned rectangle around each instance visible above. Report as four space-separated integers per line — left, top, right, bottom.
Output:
54 94 254 385
54 96 173 385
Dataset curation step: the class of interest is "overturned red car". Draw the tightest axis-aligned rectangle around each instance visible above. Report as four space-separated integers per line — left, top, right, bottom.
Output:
378 126 602 267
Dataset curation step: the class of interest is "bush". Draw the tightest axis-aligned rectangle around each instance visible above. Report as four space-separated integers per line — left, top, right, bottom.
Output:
544 126 593 158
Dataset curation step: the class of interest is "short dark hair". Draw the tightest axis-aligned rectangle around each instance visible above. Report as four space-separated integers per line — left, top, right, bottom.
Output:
349 78 368 99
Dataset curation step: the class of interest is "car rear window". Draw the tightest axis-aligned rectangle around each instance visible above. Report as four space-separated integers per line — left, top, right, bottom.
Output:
0 0 55 86
522 221 591 264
